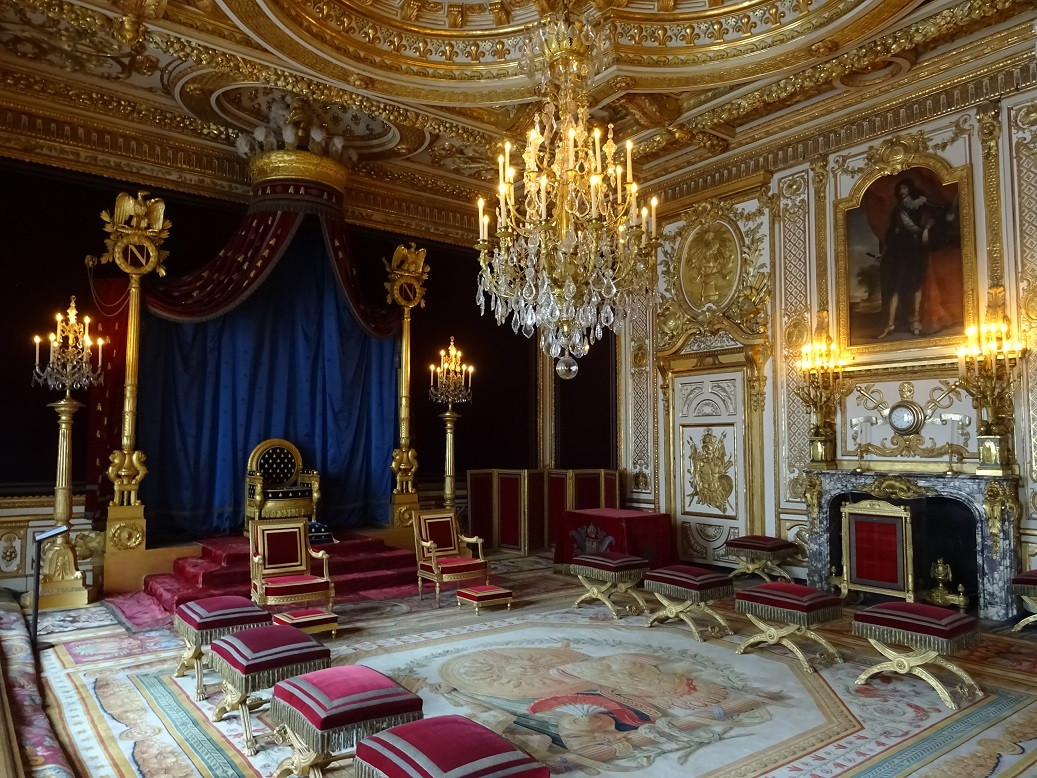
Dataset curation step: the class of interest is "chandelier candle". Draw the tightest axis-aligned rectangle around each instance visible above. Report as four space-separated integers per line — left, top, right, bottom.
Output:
475 10 660 379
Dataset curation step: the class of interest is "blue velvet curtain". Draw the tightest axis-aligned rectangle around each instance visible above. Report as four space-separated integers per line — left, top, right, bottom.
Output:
137 218 398 535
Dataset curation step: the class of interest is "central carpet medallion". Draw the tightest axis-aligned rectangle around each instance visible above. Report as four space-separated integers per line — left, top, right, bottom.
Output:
355 621 856 776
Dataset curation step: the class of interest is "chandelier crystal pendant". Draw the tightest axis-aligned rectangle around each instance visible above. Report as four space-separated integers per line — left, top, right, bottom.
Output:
474 9 660 379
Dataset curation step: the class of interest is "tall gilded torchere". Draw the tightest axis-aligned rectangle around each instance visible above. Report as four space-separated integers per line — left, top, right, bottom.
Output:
957 321 1026 475
793 335 849 464
384 243 430 526
85 192 170 536
429 338 474 509
29 297 104 609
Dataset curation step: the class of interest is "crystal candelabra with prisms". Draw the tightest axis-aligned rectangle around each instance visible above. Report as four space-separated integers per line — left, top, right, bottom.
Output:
429 337 473 509
29 295 104 609
33 296 104 394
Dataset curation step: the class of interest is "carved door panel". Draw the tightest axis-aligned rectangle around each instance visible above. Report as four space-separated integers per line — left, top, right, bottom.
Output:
672 370 750 565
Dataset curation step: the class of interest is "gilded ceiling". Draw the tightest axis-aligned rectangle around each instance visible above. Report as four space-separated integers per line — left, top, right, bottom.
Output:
0 0 1033 242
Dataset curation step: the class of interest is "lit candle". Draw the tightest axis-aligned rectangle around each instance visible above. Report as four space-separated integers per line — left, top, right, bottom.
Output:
83 315 90 342
590 174 599 218
498 154 505 186
477 197 484 237
630 182 638 222
430 364 435 386
615 167 623 200
626 140 633 182
498 182 507 221
97 337 104 368
593 127 601 173
48 333 55 364
641 207 648 245
482 214 489 240
34 335 40 368
539 175 548 220
468 365 474 389
650 196 658 237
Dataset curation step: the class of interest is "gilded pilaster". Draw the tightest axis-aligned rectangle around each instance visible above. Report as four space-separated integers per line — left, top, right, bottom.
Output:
978 104 1006 316
810 157 830 315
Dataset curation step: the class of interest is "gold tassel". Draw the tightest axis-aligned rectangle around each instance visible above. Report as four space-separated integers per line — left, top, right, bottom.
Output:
645 581 732 602
736 600 841 628
269 698 422 754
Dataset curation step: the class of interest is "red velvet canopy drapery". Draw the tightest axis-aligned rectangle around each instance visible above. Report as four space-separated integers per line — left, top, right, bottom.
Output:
86 169 400 516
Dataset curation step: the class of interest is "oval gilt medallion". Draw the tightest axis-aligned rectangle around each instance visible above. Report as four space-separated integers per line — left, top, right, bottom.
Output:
678 221 741 312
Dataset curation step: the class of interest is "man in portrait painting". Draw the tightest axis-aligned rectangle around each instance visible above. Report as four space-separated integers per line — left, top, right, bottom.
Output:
846 166 963 346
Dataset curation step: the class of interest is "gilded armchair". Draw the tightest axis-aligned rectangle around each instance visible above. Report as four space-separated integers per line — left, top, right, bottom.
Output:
413 509 489 606
249 516 334 612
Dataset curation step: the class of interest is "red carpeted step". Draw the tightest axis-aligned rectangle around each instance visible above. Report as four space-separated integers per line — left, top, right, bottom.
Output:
330 567 418 594
322 548 416 576
142 573 227 613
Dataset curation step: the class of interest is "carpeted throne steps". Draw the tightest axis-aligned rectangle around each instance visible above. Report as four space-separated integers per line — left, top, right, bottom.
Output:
143 533 417 613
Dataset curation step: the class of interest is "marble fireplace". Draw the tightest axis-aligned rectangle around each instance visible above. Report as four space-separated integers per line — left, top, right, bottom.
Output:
804 469 1022 621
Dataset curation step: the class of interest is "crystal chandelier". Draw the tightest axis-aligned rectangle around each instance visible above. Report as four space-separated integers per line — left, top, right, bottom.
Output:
474 8 659 379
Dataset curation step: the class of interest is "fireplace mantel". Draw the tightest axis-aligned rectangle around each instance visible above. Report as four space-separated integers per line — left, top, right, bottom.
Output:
803 468 1022 620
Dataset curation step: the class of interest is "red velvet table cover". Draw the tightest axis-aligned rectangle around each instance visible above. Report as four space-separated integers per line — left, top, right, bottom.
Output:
555 508 674 569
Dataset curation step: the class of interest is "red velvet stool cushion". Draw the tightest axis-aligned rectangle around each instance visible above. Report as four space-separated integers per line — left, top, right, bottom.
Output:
418 557 487 575
456 585 512 603
273 609 338 630
571 551 649 574
210 624 330 676
174 595 271 633
1011 570 1037 594
645 565 731 592
725 535 798 557
853 602 978 641
273 665 422 732
355 714 549 778
736 582 841 627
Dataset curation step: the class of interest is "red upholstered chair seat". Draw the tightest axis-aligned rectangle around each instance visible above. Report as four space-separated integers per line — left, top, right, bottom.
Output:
417 557 487 575
274 666 422 733
853 601 978 641
210 624 330 676
571 551 650 574
254 574 332 597
174 595 271 634
1011 570 1037 594
645 565 731 593
725 535 798 556
355 714 549 778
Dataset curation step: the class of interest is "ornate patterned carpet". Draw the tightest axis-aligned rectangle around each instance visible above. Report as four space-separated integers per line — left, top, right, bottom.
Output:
28 565 1037 777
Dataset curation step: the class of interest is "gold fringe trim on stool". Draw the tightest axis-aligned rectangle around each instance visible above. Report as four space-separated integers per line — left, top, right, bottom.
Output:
729 548 795 562
173 618 269 646
736 601 841 628
269 700 421 755
356 760 393 778
851 621 978 655
569 565 648 584
207 653 331 695
644 581 732 602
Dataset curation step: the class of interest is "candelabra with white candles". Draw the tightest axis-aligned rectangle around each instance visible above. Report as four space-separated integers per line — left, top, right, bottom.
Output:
793 336 849 464
429 338 473 508
956 322 1026 474
29 296 104 609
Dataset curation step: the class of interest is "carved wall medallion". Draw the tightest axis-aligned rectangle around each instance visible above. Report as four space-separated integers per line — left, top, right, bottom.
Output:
0 532 21 574
678 220 741 311
862 475 934 501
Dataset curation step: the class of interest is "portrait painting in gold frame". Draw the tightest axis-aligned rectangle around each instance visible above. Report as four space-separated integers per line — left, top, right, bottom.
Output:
834 156 976 357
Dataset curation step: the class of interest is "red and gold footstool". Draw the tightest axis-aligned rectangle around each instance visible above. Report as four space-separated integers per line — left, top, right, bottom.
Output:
457 584 512 614
735 582 843 673
570 551 650 619
273 608 339 638
853 601 981 710
643 565 732 640
209 624 331 755
724 535 797 582
269 665 423 778
1010 569 1037 632
355 714 549 778
172 595 273 700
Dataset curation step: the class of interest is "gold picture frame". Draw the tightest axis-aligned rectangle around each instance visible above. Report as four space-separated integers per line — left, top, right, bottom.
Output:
834 149 977 357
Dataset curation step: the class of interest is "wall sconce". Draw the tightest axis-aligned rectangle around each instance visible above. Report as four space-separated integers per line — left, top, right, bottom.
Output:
794 336 849 464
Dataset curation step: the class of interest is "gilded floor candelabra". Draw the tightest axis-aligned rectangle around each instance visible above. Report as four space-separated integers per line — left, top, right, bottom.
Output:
385 243 429 526
429 338 474 509
957 322 1025 475
29 296 104 609
793 336 849 464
